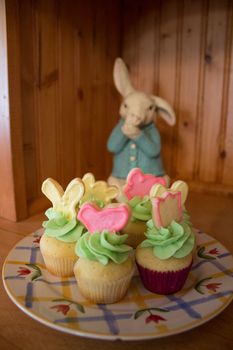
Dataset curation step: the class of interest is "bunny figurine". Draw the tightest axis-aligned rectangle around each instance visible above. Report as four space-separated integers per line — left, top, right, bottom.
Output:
107 58 176 196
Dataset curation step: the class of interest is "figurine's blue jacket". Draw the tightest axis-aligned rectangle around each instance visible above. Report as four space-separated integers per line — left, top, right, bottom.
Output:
107 119 165 179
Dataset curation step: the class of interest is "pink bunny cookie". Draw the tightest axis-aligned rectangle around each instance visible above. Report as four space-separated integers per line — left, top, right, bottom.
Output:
151 192 182 228
123 168 166 200
77 203 130 233
150 180 188 228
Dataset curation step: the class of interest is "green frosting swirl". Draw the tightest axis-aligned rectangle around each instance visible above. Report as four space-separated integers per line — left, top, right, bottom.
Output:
76 231 132 265
128 196 152 222
42 208 86 243
140 212 195 260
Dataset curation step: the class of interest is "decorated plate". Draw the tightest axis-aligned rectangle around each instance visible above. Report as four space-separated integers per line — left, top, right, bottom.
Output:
2 229 233 340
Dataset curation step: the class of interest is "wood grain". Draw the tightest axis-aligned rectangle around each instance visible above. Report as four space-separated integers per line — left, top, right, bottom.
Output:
58 1 76 186
2 0 233 221
104 0 122 179
199 0 228 183
156 0 178 177
0 0 27 221
222 2 233 186
121 0 139 87
175 0 203 180
36 0 59 184
19 0 40 201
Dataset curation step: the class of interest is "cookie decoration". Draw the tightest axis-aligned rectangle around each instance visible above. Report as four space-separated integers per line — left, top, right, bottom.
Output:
80 173 118 206
123 168 166 200
150 180 188 205
77 203 130 233
42 178 84 218
151 192 182 228
150 180 189 228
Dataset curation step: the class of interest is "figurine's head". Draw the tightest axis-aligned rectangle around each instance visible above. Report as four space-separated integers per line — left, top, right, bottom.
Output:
113 58 176 126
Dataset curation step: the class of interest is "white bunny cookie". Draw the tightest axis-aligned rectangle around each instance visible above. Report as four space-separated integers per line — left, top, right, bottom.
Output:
107 57 176 191
42 177 84 219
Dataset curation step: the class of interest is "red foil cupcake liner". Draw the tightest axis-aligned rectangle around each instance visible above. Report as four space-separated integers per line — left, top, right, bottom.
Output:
136 261 193 295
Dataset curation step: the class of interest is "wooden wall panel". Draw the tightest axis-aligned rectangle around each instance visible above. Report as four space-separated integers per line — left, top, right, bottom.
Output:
19 0 39 201
222 2 233 186
103 0 122 177
75 0 121 180
57 1 76 186
0 0 27 221
176 0 203 180
36 0 59 183
122 0 233 194
87 1 109 178
156 0 179 177
17 0 121 215
121 0 139 86
137 0 160 93
0 0 17 220
2 0 233 220
198 0 228 183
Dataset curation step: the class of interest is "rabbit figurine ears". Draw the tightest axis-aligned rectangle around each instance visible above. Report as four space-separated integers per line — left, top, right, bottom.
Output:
113 57 176 126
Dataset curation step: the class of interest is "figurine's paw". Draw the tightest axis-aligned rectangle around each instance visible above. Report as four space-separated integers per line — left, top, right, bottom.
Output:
121 123 140 139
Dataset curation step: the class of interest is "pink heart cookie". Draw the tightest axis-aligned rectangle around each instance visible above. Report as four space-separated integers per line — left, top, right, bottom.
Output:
124 168 166 200
77 203 130 233
151 192 182 228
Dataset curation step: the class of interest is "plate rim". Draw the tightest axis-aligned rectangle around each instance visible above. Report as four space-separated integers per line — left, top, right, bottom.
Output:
2 230 233 341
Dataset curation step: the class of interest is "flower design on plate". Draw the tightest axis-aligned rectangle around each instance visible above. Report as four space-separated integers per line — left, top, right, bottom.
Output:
195 277 222 294
50 299 85 316
134 307 169 324
50 304 70 316
17 267 31 276
17 264 42 281
207 248 219 255
205 283 222 293
197 246 219 260
33 236 41 244
145 314 167 324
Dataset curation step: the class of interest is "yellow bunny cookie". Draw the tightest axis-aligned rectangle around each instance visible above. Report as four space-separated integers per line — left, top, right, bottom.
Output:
80 173 118 207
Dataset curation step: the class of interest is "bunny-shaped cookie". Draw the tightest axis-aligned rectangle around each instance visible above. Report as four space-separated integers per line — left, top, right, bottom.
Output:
42 178 84 219
149 180 188 228
80 173 118 206
107 57 176 194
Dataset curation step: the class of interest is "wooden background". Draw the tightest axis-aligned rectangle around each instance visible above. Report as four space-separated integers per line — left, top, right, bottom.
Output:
1 0 233 221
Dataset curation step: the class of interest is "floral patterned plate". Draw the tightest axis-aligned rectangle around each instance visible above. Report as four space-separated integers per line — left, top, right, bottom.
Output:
2 229 233 340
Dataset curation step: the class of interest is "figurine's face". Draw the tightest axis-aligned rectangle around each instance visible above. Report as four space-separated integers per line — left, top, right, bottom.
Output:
119 91 155 126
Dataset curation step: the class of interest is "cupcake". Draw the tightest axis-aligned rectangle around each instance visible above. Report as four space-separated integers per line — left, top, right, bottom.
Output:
136 180 195 294
40 178 85 277
121 168 166 248
74 202 134 303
